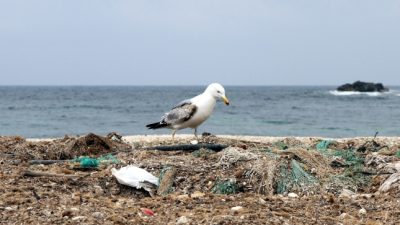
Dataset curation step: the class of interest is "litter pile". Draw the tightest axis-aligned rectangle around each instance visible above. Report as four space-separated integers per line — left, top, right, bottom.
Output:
1 134 399 224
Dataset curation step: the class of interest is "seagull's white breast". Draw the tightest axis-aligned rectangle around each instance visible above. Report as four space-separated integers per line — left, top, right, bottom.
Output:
176 93 216 129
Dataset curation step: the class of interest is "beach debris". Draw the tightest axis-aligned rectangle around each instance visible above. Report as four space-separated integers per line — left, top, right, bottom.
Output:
276 159 318 194
106 132 123 142
140 208 155 216
356 132 386 152
316 140 331 151
68 133 117 156
212 179 240 195
358 208 367 215
339 189 356 199
3 135 400 224
192 148 216 158
378 173 400 193
72 216 86 221
29 154 119 168
288 192 298 198
230 206 243 211
274 141 288 150
157 166 177 195
28 159 68 165
22 170 82 178
191 191 205 198
111 166 159 193
217 147 257 168
72 154 119 168
146 143 228 152
92 212 104 219
176 216 190 224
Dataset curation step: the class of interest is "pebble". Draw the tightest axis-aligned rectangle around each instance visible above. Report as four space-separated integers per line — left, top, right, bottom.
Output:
191 191 205 198
72 216 86 221
310 168 317 174
176 216 189 224
359 208 367 215
288 193 299 198
190 140 199 145
94 185 104 196
92 212 104 219
231 206 243 211
43 210 52 217
258 198 267 204
339 213 348 220
339 189 355 199
5 207 14 211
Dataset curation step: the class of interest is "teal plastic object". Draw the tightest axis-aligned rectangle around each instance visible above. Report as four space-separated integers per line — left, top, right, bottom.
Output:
316 140 331 151
71 154 119 168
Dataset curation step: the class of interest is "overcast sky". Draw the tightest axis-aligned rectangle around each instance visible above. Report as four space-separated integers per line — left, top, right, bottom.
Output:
1 1 399 86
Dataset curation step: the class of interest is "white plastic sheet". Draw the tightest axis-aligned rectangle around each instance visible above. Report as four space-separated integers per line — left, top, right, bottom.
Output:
111 165 159 189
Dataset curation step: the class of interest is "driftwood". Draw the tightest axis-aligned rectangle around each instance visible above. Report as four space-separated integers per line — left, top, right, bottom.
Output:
22 170 81 178
146 144 228 152
29 160 68 165
356 131 388 152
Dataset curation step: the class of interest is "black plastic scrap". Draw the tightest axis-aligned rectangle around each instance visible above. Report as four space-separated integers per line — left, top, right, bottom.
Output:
146 144 228 152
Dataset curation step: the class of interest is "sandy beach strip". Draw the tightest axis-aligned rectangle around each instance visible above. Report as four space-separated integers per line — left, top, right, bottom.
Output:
26 134 400 145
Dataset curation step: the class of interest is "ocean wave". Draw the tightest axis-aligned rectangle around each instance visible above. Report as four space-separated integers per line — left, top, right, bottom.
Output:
329 90 385 97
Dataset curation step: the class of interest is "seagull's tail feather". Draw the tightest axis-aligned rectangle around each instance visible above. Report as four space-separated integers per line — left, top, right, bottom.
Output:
146 122 168 129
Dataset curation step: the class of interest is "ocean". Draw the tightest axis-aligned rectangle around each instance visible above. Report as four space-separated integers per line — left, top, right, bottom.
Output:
0 86 399 138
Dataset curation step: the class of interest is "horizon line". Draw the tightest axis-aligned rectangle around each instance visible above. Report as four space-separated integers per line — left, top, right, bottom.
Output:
1 84 399 87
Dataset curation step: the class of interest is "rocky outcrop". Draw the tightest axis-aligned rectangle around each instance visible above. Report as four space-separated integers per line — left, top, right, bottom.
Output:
337 81 389 92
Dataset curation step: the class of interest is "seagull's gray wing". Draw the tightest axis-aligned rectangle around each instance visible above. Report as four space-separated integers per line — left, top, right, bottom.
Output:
162 101 197 126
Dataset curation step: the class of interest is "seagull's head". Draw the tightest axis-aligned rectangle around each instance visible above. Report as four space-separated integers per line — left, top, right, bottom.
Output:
205 83 230 105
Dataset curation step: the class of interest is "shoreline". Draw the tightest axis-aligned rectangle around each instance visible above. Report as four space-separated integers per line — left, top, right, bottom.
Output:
25 134 400 144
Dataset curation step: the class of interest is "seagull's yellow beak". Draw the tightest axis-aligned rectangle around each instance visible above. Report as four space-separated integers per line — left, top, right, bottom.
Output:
222 95 230 105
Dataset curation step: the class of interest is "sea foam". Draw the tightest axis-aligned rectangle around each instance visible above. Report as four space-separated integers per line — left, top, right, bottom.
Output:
329 90 382 96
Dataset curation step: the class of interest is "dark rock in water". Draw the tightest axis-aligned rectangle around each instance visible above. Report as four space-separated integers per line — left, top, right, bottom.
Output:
337 81 389 92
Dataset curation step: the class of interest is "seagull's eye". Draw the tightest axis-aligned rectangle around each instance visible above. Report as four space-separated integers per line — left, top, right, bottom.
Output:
217 90 221 94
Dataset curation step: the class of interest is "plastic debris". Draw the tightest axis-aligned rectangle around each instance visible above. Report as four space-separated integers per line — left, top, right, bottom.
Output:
276 159 318 194
288 192 298 198
140 208 155 216
212 179 240 195
316 140 331 151
231 206 243 211
111 165 159 189
72 154 119 168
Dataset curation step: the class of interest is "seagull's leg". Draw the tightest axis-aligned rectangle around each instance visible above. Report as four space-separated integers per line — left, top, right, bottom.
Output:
194 128 199 140
172 130 177 142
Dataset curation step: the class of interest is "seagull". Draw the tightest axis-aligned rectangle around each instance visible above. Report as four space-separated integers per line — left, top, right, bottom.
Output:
146 83 230 140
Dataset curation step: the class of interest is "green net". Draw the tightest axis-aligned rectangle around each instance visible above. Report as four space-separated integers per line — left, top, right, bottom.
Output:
212 179 240 195
316 140 331 151
276 159 318 194
158 166 175 195
333 149 364 167
274 141 288 150
71 154 119 168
